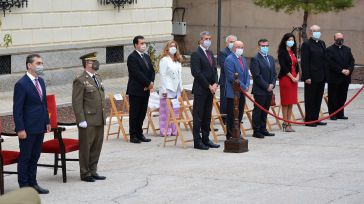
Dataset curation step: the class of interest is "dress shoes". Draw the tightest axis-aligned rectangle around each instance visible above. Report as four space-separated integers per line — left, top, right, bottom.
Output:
252 132 264 139
81 176 95 182
338 116 348 120
92 174 106 180
130 137 141 143
330 116 337 120
316 122 327 126
194 142 209 150
32 185 49 194
305 123 317 127
138 135 151 142
203 140 220 148
262 131 275 136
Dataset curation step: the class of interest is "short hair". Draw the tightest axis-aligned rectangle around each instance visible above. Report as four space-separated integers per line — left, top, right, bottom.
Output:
258 38 269 46
133 35 144 48
26 54 41 70
200 31 211 39
310 25 320 32
225 35 237 42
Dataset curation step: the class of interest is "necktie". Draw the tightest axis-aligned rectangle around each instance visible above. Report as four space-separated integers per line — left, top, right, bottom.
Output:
34 79 42 101
205 51 213 66
141 54 150 69
92 75 100 88
238 57 245 71
264 55 270 67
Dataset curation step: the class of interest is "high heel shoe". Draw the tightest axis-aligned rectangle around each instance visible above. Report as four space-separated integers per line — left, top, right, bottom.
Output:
287 124 295 132
282 122 287 132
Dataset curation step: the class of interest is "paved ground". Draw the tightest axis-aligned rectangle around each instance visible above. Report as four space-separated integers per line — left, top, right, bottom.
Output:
1 67 364 203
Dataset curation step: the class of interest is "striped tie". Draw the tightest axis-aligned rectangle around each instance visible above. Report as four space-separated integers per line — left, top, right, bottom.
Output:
34 79 42 101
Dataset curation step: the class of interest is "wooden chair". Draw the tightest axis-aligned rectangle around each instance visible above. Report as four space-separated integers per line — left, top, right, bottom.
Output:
146 92 160 136
163 98 193 148
267 104 282 131
291 100 305 121
240 104 254 136
106 93 129 142
181 90 193 115
210 95 227 143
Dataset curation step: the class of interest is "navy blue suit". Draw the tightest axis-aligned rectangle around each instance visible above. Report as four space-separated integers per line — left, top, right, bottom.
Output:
13 74 49 187
250 53 276 133
224 53 250 139
218 47 232 116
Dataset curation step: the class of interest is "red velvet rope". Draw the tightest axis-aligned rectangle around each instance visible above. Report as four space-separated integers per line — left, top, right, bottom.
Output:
240 85 364 125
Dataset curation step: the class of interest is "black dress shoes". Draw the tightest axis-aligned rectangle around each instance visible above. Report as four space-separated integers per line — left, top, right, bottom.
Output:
138 135 151 142
32 185 49 194
262 131 275 136
92 174 106 180
338 116 348 120
252 132 264 139
203 140 220 148
194 142 209 150
316 122 327 126
130 137 141 143
305 123 317 127
330 117 337 120
81 176 95 182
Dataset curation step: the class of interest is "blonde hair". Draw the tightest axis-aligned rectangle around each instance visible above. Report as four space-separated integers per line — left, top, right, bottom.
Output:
161 40 183 63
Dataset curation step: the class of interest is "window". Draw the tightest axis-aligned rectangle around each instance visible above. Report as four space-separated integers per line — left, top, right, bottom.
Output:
0 55 11 75
106 46 124 64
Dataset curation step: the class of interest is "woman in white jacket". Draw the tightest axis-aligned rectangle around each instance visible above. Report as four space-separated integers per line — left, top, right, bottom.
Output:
159 40 183 136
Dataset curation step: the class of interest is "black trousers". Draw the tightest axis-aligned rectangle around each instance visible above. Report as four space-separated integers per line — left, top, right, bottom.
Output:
226 95 245 139
192 93 213 143
328 82 349 118
18 133 44 187
304 82 325 122
129 95 149 139
252 94 272 133
219 81 227 116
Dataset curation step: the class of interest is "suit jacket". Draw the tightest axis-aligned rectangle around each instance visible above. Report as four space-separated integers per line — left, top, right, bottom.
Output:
224 53 250 98
72 71 106 126
326 44 355 84
126 50 155 97
159 56 183 95
301 38 327 82
190 46 218 95
13 75 50 134
218 47 232 85
250 53 277 96
278 49 300 78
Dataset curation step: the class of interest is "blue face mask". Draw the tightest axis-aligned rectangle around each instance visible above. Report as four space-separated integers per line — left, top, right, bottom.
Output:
286 40 295 47
260 46 269 55
203 40 211 49
312 31 321 39
228 42 234 50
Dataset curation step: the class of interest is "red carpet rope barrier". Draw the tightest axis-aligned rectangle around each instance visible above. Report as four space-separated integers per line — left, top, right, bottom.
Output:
240 84 364 125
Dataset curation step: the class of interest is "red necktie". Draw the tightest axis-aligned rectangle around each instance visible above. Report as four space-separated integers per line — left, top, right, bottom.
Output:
205 51 213 66
34 79 43 101
238 57 245 71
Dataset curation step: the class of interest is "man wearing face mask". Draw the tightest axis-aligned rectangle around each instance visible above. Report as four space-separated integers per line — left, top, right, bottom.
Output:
250 38 276 139
190 31 220 150
72 52 107 182
301 25 328 127
13 54 51 194
326 33 355 120
224 41 250 140
126 35 155 144
218 35 237 119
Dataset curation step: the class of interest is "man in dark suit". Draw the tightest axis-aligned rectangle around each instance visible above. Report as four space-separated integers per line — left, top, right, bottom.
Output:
218 35 237 118
250 38 276 139
127 35 155 143
301 25 328 127
13 54 51 194
191 31 220 150
326 33 355 120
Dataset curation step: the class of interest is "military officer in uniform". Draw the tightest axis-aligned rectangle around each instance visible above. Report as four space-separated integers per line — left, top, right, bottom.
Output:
72 52 107 182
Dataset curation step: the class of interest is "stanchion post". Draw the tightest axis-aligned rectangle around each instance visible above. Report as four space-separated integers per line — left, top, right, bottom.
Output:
224 73 249 153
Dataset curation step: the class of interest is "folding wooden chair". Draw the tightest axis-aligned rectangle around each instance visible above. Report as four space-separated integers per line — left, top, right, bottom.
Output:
321 94 329 117
106 93 129 142
291 100 305 121
145 92 160 136
241 104 254 136
163 98 193 148
181 90 193 115
210 95 227 143
267 104 282 131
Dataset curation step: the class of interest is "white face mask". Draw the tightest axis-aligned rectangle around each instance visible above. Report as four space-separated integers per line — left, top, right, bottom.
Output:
34 65 44 76
235 48 244 56
140 44 147 53
169 47 177 55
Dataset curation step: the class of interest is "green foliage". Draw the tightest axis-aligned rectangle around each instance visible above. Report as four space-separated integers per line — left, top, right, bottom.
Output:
147 43 161 73
1 19 12 47
252 0 354 14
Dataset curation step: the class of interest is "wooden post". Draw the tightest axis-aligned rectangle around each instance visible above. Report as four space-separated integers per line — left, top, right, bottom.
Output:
224 73 249 153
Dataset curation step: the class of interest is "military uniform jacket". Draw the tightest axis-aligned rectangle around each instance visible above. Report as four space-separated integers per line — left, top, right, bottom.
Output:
72 71 106 126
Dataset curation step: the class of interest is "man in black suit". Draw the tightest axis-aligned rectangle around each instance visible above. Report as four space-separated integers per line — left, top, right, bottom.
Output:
126 36 155 143
250 38 276 139
190 31 220 150
218 35 237 118
327 33 355 120
301 25 327 127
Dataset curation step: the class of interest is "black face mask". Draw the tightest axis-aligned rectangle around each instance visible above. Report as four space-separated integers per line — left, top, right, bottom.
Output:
335 38 344 46
92 61 100 71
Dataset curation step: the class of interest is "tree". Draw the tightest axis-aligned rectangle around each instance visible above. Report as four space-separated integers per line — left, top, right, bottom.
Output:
252 0 354 41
